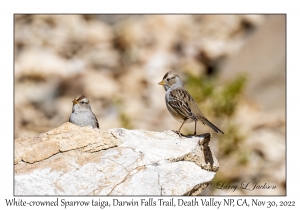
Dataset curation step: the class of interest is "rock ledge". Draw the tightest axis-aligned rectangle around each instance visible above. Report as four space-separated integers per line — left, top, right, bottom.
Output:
15 122 219 195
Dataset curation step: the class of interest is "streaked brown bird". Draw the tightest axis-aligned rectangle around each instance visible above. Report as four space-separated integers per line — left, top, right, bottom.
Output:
158 71 223 137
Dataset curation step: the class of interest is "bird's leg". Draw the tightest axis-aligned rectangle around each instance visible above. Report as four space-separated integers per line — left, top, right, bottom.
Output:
176 119 187 138
194 121 197 135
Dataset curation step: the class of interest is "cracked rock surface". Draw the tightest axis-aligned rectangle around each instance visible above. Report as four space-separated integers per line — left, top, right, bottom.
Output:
14 122 219 195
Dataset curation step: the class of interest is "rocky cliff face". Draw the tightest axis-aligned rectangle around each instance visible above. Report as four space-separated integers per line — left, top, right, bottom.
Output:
14 123 219 195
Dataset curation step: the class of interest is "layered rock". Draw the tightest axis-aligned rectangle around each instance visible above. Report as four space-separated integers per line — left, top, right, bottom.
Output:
14 122 219 195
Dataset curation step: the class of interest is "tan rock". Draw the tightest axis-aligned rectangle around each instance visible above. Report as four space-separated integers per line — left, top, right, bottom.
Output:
15 122 120 164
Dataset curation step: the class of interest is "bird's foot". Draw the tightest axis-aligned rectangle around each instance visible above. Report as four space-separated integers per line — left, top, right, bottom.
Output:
172 130 183 138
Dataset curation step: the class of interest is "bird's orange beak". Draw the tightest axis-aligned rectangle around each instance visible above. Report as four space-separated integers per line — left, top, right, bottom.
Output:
158 80 165 85
72 99 78 104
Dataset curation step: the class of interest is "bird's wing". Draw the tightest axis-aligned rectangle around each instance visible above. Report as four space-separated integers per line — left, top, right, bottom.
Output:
169 88 224 134
93 113 99 128
168 88 198 121
96 119 99 129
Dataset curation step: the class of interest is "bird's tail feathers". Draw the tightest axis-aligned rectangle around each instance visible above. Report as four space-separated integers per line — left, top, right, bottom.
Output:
202 118 224 134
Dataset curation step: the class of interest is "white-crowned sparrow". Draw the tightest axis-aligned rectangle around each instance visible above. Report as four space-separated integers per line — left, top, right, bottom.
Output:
69 95 99 129
158 71 224 137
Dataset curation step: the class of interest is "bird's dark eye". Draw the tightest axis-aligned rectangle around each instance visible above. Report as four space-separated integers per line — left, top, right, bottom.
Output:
167 78 170 81
80 101 85 104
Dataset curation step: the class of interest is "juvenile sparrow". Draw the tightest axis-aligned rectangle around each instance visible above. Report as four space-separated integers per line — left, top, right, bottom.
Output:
158 71 224 137
69 95 99 129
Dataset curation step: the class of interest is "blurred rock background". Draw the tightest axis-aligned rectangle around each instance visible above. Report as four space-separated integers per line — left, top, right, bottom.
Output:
14 14 285 195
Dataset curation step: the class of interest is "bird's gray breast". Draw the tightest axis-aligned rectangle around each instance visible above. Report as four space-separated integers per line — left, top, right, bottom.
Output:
70 110 98 128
